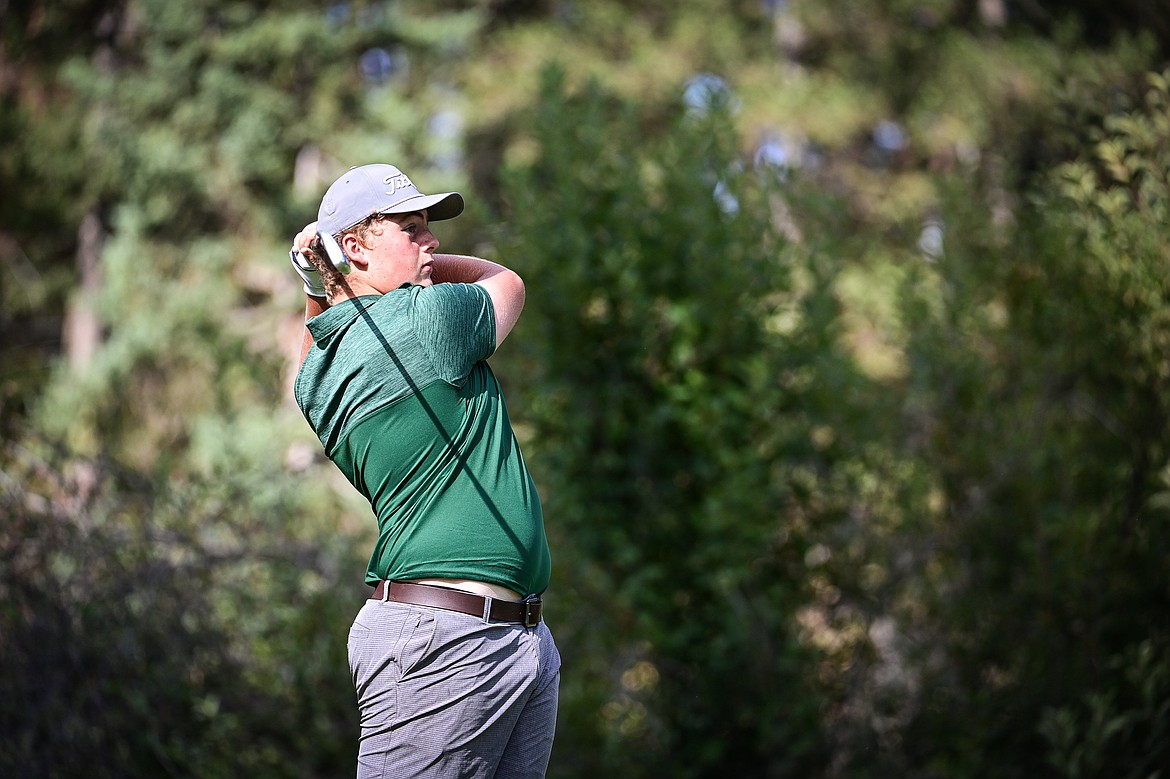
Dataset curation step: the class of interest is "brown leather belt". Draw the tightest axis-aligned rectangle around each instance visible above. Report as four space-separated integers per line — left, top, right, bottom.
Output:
370 581 543 628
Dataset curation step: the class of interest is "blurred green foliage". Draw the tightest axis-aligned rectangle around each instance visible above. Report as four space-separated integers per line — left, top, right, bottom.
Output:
496 67 851 776
2 0 1169 777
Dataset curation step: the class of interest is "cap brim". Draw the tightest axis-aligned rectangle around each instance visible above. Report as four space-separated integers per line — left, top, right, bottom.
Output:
379 191 464 222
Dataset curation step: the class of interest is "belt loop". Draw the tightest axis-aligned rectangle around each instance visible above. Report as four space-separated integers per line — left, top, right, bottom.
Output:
481 595 493 623
522 594 542 629
381 581 391 603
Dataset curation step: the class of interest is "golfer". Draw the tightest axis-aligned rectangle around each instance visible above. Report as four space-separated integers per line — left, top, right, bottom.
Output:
289 163 559 778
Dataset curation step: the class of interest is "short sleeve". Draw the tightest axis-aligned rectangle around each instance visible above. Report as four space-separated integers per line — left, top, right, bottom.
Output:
410 283 496 383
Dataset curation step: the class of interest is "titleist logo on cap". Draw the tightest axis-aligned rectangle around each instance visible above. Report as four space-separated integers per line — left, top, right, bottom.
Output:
384 173 414 195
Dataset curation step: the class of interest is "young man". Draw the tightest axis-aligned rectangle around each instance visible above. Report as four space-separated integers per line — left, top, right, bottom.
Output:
289 164 558 778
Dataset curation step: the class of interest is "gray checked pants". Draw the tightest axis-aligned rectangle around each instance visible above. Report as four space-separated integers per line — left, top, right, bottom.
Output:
347 597 561 778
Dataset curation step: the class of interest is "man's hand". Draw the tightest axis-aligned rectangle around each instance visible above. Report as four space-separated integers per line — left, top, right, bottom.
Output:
289 222 326 298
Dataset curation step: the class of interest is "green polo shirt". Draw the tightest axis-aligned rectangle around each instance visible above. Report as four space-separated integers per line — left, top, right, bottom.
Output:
294 283 550 596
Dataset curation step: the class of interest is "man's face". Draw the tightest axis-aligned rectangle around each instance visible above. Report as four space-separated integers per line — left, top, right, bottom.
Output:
358 211 440 291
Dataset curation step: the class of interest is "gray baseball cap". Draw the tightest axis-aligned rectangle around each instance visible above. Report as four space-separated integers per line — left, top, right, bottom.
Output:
317 163 464 236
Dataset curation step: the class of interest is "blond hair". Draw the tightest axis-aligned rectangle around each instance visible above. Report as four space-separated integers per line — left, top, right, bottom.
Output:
306 213 397 301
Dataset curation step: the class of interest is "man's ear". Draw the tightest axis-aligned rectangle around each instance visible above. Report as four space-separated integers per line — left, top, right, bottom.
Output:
340 233 368 270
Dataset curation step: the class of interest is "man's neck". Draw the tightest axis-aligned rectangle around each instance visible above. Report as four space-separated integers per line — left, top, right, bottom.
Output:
328 275 385 304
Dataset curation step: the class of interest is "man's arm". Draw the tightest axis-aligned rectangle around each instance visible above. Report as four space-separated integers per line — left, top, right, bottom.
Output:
431 254 526 347
298 295 328 368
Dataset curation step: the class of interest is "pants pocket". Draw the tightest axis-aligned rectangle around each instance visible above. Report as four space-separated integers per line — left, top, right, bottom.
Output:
348 602 439 714
396 609 438 678
348 621 372 686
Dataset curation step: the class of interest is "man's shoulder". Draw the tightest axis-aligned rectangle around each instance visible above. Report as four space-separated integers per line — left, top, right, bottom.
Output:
414 281 491 307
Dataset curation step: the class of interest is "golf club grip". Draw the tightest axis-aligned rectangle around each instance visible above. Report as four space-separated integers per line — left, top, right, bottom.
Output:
307 236 326 259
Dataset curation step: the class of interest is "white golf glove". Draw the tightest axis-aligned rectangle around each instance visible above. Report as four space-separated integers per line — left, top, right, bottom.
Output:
289 247 326 298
